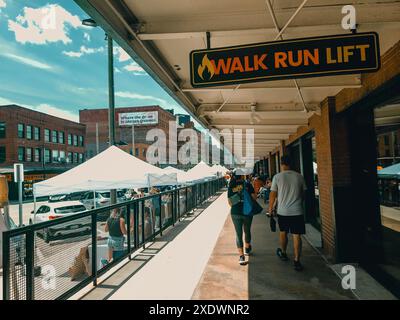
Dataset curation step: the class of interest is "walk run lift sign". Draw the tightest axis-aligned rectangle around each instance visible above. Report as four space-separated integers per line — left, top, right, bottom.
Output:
190 32 380 87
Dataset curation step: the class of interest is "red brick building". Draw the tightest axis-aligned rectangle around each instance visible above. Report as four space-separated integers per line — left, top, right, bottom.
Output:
80 106 178 164
0 104 86 199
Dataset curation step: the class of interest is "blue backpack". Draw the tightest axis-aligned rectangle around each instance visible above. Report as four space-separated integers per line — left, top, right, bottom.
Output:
243 182 263 216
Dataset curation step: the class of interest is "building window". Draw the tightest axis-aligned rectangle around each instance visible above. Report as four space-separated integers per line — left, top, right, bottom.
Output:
59 151 66 163
18 124 25 138
142 149 146 157
26 148 32 162
45 129 50 142
44 149 51 164
52 130 58 143
0 122 6 139
79 135 84 147
79 153 84 163
34 148 41 162
73 135 78 147
18 147 25 162
73 152 78 163
26 125 32 140
68 134 72 145
58 131 65 144
52 150 59 163
135 148 139 157
34 127 40 141
68 152 73 164
0 146 5 163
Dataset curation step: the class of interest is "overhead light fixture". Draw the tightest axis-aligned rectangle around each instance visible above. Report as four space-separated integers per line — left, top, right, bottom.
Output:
250 104 261 124
82 18 97 28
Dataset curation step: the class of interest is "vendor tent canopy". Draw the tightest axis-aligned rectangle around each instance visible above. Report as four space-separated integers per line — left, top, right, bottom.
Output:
212 164 228 174
185 161 217 182
163 166 188 183
33 146 177 197
377 163 400 179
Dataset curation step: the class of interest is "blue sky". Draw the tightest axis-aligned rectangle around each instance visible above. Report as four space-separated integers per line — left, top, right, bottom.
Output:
0 0 200 128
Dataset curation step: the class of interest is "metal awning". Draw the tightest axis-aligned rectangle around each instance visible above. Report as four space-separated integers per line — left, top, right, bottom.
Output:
74 0 400 159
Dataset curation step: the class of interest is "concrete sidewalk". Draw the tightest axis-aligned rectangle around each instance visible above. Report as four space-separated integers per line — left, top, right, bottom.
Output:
192 212 355 300
80 191 229 300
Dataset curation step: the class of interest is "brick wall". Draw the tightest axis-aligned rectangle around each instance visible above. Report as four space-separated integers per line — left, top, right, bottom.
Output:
279 40 400 261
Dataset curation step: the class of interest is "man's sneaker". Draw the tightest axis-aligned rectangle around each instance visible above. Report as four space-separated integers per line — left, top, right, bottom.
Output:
239 255 247 266
294 260 304 271
276 248 289 261
245 245 252 256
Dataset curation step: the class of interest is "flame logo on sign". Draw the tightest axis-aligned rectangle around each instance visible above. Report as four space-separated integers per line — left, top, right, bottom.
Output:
197 54 215 80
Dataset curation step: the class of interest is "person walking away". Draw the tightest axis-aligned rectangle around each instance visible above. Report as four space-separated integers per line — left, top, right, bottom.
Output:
228 171 257 265
252 175 264 195
268 156 307 271
105 208 127 262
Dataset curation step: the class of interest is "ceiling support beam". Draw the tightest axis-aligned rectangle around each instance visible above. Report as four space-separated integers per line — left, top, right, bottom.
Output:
137 22 400 40
265 0 309 112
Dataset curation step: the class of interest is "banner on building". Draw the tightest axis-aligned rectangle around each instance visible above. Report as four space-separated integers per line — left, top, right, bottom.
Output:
119 111 159 126
190 32 380 87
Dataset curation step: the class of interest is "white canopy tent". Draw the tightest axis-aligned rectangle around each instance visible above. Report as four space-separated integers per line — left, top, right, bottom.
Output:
184 161 217 182
33 146 177 197
212 164 229 175
163 166 188 184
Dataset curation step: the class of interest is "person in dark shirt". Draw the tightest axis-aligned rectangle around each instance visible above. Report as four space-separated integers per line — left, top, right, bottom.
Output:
105 208 127 262
228 171 256 266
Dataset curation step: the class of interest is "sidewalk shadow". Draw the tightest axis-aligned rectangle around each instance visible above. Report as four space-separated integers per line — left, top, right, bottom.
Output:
80 191 225 300
247 202 355 300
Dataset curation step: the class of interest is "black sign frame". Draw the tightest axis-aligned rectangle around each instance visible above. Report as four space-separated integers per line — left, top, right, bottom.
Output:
190 32 380 88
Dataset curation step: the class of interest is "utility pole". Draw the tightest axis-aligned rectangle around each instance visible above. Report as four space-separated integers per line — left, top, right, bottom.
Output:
108 34 117 204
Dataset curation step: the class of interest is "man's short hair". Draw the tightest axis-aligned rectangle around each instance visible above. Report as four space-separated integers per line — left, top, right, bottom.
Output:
281 155 291 166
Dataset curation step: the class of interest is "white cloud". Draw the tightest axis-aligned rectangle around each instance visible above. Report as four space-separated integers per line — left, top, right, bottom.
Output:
83 32 91 42
123 61 147 76
1 52 53 70
62 45 104 58
35 104 79 122
0 97 78 122
8 4 82 45
115 47 130 62
116 91 167 105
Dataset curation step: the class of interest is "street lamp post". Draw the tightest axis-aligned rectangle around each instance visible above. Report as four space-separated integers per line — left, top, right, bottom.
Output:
82 19 117 204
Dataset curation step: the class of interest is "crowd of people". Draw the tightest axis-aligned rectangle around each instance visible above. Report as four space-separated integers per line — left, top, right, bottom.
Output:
227 155 307 271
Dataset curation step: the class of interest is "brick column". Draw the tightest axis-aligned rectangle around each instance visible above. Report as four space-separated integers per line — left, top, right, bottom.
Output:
314 97 354 261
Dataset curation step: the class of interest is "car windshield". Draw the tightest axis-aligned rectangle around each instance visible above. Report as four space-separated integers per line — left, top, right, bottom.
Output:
117 191 125 198
54 205 87 214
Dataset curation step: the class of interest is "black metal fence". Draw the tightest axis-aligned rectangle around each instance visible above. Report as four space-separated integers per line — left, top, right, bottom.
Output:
2 178 225 300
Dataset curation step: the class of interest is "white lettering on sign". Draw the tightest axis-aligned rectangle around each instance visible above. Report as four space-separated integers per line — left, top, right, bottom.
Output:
119 111 159 126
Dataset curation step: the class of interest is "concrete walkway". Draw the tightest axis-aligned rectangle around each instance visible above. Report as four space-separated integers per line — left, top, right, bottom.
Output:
192 209 355 300
80 190 361 300
81 191 229 300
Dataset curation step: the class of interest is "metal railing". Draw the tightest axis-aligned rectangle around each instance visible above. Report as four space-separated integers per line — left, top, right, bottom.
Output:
2 178 225 300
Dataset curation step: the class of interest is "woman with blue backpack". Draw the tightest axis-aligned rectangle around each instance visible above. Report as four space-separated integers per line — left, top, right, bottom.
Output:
228 170 263 265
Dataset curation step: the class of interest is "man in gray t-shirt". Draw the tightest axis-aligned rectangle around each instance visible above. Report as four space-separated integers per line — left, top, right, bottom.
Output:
269 155 307 271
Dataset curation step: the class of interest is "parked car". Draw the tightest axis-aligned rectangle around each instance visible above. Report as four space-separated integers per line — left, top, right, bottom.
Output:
80 191 126 210
48 192 86 203
30 201 89 243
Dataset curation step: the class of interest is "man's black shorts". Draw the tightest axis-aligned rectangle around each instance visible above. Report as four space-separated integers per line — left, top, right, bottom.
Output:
277 214 306 234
